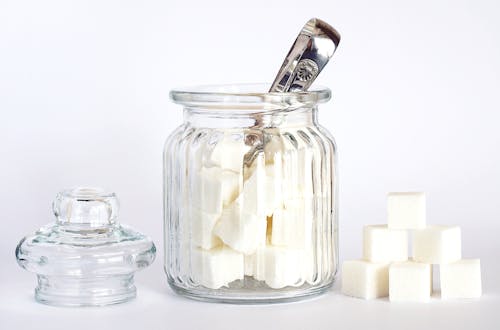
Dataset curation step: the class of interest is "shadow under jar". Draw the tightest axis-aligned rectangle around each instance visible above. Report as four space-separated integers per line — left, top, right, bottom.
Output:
164 84 338 303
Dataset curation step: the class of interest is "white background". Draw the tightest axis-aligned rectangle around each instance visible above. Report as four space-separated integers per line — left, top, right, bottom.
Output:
1 0 499 329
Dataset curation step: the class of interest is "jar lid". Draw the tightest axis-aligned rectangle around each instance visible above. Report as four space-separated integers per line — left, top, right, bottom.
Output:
170 83 331 111
15 187 156 306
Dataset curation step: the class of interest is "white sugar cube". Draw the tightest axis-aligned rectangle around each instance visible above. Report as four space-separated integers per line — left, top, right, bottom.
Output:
240 154 267 216
280 149 297 200
387 192 426 229
244 246 307 288
264 161 283 217
213 199 267 255
262 246 304 289
413 225 461 264
190 209 222 250
363 225 408 263
219 171 242 206
207 133 251 172
296 148 314 198
389 261 432 302
264 247 304 289
281 147 316 200
341 260 389 299
192 167 241 214
271 199 313 249
191 246 244 289
440 259 482 299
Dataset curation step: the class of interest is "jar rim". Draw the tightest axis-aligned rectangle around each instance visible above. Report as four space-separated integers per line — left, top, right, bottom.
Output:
169 83 331 111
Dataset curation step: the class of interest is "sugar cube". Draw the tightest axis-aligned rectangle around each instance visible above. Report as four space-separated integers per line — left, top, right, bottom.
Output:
281 147 316 200
261 246 304 289
413 225 461 264
243 246 307 288
363 225 408 263
387 192 426 229
440 259 482 299
191 246 244 289
207 133 251 172
190 209 222 250
341 260 389 299
389 261 432 302
240 154 267 216
264 161 283 217
213 199 267 255
191 167 241 215
271 199 313 249
296 148 314 198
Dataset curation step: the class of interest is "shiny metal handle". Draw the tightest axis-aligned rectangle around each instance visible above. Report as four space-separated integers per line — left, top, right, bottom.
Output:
269 18 340 93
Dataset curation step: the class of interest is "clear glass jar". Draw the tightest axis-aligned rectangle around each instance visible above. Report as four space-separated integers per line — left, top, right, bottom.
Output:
164 84 338 303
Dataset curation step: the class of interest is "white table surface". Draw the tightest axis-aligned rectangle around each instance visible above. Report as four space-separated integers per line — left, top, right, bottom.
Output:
2 228 499 330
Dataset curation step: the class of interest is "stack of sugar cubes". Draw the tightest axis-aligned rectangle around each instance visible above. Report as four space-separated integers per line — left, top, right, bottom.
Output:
186 133 318 289
342 192 482 301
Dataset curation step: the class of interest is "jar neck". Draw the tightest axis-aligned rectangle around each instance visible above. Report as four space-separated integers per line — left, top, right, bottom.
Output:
183 107 318 129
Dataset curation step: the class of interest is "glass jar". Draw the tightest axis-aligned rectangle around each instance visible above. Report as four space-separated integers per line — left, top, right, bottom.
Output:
164 84 338 303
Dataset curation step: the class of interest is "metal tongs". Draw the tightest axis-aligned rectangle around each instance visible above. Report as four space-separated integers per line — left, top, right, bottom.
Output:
269 18 340 93
244 18 340 165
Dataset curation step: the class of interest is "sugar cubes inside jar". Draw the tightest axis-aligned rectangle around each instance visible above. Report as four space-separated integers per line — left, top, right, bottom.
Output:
164 85 338 303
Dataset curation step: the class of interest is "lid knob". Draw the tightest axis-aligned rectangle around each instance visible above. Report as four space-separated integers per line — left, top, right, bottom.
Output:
52 187 118 227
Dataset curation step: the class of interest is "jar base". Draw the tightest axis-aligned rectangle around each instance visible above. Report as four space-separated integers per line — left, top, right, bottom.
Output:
168 277 334 304
35 275 136 307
